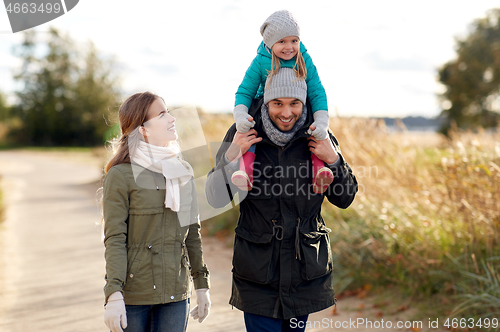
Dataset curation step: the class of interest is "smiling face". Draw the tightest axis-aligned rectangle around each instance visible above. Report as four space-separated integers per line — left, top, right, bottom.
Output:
140 98 177 146
271 36 299 61
267 98 303 131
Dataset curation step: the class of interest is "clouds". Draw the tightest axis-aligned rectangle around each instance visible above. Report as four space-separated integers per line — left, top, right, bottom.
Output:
0 0 499 117
365 52 433 72
146 63 179 76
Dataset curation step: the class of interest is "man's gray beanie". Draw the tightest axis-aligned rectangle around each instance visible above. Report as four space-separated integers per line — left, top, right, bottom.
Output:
264 68 307 105
260 10 300 49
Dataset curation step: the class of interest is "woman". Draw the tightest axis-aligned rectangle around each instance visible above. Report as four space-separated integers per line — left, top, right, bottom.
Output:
102 92 210 332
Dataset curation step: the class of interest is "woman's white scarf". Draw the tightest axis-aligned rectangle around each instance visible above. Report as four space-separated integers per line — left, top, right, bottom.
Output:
132 141 193 212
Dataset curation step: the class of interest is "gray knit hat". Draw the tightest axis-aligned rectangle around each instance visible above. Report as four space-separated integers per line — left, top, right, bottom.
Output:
264 68 307 105
260 10 300 49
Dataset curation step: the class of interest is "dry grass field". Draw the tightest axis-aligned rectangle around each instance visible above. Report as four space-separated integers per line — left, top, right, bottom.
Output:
201 113 500 321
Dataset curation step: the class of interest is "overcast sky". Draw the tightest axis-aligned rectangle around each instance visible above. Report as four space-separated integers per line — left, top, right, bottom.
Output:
0 0 499 117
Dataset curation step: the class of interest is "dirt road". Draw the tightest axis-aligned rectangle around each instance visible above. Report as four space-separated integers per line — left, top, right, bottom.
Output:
0 150 439 332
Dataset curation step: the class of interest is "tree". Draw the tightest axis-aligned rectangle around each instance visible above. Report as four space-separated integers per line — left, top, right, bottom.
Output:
10 27 121 146
0 91 9 122
0 90 12 144
72 41 121 144
438 8 500 134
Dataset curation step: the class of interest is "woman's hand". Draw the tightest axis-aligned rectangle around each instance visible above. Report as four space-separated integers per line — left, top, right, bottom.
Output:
189 288 211 323
104 291 127 332
225 127 262 162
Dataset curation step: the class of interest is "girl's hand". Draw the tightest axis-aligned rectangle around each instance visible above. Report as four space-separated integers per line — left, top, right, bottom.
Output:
307 110 329 140
234 105 256 133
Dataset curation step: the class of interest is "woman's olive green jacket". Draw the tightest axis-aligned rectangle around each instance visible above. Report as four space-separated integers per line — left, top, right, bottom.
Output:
103 163 209 305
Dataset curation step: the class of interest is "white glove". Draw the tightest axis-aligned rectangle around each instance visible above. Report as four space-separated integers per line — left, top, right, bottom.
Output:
189 288 211 323
104 291 127 332
234 104 255 133
307 110 329 140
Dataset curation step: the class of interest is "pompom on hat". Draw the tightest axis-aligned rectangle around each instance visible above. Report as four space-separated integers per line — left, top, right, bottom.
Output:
260 10 300 49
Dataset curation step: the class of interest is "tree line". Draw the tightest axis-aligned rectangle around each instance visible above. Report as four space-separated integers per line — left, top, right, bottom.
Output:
1 27 121 146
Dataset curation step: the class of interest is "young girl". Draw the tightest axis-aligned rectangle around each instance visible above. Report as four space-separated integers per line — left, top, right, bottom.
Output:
232 10 333 194
102 92 210 332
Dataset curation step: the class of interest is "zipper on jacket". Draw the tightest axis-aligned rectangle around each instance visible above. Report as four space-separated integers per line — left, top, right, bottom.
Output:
152 172 160 190
144 145 161 190
181 232 191 270
295 217 301 260
181 242 191 270
147 245 157 290
277 145 284 159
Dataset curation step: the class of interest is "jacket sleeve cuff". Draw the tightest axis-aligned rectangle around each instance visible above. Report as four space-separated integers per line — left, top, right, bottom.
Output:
327 153 342 167
192 273 210 290
224 153 240 171
214 151 240 184
104 283 124 305
326 153 352 183
326 153 345 171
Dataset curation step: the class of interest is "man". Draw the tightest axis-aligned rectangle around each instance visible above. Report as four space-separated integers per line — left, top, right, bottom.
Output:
205 68 357 331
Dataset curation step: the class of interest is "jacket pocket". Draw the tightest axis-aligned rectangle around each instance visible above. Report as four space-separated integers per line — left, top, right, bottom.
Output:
123 249 144 291
299 225 333 280
232 226 275 284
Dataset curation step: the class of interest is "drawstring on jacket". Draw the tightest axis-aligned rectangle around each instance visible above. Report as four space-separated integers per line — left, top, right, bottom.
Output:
272 220 283 240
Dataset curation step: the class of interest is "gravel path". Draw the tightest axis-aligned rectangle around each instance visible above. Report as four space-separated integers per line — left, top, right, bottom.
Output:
0 150 106 331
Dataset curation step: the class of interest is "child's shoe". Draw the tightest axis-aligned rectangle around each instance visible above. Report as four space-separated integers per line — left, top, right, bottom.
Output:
311 153 334 194
231 151 256 191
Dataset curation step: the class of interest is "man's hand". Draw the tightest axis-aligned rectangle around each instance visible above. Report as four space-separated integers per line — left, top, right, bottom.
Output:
307 125 339 164
225 126 262 162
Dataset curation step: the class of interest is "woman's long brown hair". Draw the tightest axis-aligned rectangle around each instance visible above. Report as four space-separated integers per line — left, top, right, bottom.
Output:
104 92 162 173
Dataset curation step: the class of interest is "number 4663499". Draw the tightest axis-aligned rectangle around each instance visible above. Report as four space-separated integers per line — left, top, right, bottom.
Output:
444 317 498 329
6 2 62 14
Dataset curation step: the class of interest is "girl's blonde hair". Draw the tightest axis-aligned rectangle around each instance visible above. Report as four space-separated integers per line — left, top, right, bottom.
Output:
266 43 307 87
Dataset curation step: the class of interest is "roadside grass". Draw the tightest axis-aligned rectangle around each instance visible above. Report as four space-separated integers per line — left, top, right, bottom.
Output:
324 118 500 323
0 175 3 224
